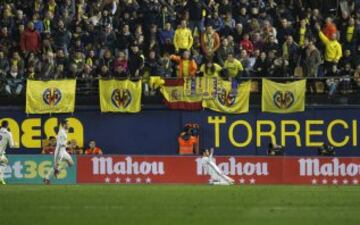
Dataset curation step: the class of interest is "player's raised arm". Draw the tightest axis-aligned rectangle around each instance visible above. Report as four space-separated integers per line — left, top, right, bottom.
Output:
210 147 214 157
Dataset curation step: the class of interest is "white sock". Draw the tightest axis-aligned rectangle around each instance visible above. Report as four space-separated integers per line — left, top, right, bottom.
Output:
45 167 54 180
0 165 4 180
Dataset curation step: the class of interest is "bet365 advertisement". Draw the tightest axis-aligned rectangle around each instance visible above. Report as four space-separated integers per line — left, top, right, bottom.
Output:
4 155 77 184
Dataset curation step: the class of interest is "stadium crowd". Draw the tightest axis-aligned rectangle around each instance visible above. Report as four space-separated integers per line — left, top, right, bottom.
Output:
0 0 360 96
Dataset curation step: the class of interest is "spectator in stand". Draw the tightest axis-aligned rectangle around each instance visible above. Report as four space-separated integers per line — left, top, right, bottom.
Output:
5 65 24 96
170 51 197 78
216 37 234 66
323 17 337 39
277 18 295 45
200 24 220 58
304 42 322 92
341 17 358 53
113 51 128 78
173 20 193 52
53 20 72 56
282 36 299 75
353 65 360 90
85 140 103 155
240 33 254 55
67 139 83 155
316 23 343 74
186 0 206 33
128 44 144 78
224 53 243 81
200 59 222 77
20 22 41 54
159 22 175 54
295 19 313 47
0 51 9 78
253 52 268 77
41 136 56 154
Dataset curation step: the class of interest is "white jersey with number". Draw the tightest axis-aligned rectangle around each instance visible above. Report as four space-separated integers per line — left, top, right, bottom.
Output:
0 127 14 155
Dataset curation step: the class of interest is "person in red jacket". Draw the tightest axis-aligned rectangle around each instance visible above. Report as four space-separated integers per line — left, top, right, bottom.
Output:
20 22 41 53
240 33 254 55
85 140 103 155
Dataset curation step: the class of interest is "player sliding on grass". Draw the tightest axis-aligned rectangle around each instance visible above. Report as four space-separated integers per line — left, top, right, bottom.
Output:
43 119 74 185
201 148 234 185
0 121 15 184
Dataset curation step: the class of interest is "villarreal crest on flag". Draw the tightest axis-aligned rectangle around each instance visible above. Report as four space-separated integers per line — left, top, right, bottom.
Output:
262 79 306 113
99 79 142 113
202 81 251 114
26 79 76 114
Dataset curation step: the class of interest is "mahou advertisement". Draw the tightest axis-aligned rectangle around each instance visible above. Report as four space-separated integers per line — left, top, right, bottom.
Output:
77 156 360 185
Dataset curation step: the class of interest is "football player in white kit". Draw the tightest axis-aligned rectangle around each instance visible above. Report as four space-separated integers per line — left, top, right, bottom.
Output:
0 121 15 184
201 148 234 185
43 119 74 184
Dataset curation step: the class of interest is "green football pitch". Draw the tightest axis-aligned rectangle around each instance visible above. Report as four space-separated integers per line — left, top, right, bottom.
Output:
0 185 360 225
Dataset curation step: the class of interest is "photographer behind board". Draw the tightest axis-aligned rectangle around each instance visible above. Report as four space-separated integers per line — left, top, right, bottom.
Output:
268 142 284 156
178 124 200 155
318 143 335 156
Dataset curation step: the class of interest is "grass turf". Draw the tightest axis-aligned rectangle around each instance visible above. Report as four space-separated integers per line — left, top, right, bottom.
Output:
0 185 360 225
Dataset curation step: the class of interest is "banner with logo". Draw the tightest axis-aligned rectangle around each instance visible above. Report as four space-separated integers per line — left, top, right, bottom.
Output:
160 79 202 110
99 79 142 113
4 155 77 184
77 156 360 185
202 81 251 114
262 79 306 113
26 79 76 114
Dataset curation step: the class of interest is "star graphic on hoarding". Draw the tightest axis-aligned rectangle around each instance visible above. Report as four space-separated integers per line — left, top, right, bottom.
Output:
249 178 256 184
332 179 338 185
322 179 328 184
125 177 131 183
145 177 152 184
311 179 317 184
343 179 348 185
115 177 121 183
353 179 359 185
136 177 142 183
239 178 245 184
105 177 111 183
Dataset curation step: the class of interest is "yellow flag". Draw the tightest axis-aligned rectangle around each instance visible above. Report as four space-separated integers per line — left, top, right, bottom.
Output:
262 79 306 113
26 79 76 114
202 81 251 114
99 79 142 113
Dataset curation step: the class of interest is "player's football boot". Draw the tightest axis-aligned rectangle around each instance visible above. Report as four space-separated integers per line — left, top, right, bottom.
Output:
54 168 60 178
0 178 6 184
43 178 50 185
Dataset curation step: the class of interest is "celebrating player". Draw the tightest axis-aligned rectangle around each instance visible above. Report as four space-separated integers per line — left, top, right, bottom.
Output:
0 121 15 184
43 119 74 184
201 148 234 185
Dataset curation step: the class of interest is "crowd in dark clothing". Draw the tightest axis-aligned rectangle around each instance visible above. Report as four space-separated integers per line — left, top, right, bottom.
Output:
1 0 360 96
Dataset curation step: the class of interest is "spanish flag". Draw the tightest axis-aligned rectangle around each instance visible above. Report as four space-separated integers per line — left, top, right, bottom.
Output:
99 79 142 113
26 79 76 114
262 79 306 113
202 81 251 114
160 79 202 110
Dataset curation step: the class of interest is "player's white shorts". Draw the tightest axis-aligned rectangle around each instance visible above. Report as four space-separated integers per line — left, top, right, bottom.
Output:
0 154 8 165
57 150 73 165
